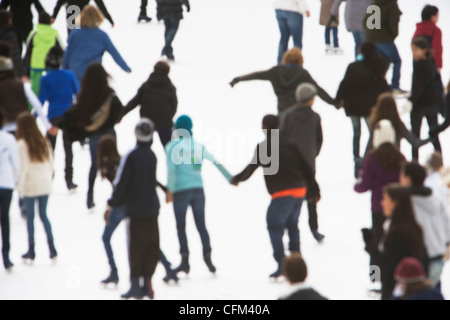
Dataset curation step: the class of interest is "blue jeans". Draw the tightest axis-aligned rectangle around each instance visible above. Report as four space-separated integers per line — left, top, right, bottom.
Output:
267 197 304 263
350 116 370 160
163 17 181 59
102 205 126 271
0 189 13 265
23 196 54 247
352 30 365 59
88 130 116 196
276 9 304 63
325 26 339 47
429 258 444 287
173 189 211 255
376 43 402 89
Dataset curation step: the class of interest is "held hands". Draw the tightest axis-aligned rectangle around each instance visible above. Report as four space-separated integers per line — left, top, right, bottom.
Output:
230 78 240 88
104 206 112 225
305 11 311 18
230 177 239 186
47 127 59 137
327 15 337 26
361 228 373 244
166 191 173 204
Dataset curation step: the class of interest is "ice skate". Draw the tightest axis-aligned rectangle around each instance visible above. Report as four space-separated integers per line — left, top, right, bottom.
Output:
66 181 78 194
87 193 95 211
22 251 35 265
49 242 58 263
4 258 14 273
333 47 344 55
269 265 283 280
142 278 155 300
204 253 217 274
138 14 152 23
121 278 143 300
175 254 190 275
325 45 333 55
312 230 325 243
101 270 119 287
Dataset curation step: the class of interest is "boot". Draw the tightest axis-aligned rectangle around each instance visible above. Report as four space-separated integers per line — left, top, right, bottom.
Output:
49 241 58 260
138 13 152 22
121 277 143 300
87 192 95 210
175 254 190 275
160 256 178 283
269 263 283 279
66 180 78 192
3 253 14 271
142 278 154 300
101 269 119 286
312 230 325 243
22 245 36 264
203 252 216 274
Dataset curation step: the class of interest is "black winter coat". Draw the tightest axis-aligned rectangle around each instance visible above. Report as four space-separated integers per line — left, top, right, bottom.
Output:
123 73 178 129
52 0 114 25
336 60 391 117
108 142 160 219
156 0 190 21
410 59 441 115
235 65 335 113
0 0 45 29
0 72 28 123
0 27 26 76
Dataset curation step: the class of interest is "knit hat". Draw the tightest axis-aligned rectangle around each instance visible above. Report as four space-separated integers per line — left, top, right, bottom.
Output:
373 120 396 149
45 47 63 69
135 118 155 143
394 257 426 284
295 83 317 104
175 115 193 135
441 167 450 187
0 56 13 72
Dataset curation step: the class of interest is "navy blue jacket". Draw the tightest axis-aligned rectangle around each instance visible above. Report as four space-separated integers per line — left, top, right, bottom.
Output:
108 142 160 219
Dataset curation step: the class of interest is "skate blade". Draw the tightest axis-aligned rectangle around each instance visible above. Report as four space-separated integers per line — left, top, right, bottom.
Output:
22 259 34 266
68 189 77 195
6 267 14 274
51 257 58 265
101 282 119 290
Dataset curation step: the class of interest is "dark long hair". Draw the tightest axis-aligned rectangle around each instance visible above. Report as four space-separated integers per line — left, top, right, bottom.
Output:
360 41 389 78
16 112 50 163
97 135 120 180
412 37 434 60
68 63 112 127
370 93 407 137
372 143 404 173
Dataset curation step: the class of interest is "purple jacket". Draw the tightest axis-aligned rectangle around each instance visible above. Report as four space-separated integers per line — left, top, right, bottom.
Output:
354 152 403 213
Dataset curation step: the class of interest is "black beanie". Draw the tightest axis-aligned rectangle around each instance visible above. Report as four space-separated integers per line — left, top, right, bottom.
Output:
45 47 63 69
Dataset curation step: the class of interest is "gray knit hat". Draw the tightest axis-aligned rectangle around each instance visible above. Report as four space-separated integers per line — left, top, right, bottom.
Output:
0 56 13 72
295 83 317 103
135 118 155 143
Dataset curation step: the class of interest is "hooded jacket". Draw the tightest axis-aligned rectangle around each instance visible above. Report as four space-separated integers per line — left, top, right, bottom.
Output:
364 0 402 43
410 58 441 113
410 186 450 259
123 73 178 129
413 21 443 69
331 0 373 32
0 130 20 190
236 65 335 113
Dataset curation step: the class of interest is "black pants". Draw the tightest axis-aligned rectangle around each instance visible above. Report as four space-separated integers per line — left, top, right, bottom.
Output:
129 217 160 278
156 128 173 147
14 25 32 57
411 110 441 160
0 189 13 265
307 201 319 232
140 0 148 15
47 117 74 183
371 211 386 269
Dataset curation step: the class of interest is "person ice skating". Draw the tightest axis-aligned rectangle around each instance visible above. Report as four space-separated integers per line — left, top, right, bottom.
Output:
122 61 177 148
166 115 232 275
63 5 131 84
106 119 161 300
0 0 46 57
39 47 79 191
52 0 115 35
0 11 26 79
274 0 310 63
362 185 427 300
336 41 391 178
230 48 335 114
364 0 404 93
320 0 342 54
280 84 326 243
232 115 320 278
279 253 328 300
16 112 57 264
355 120 405 272
399 162 450 287
393 257 445 300
0 56 54 135
63 63 124 210
156 0 190 61
330 0 373 58
23 12 64 96
139 0 152 22
0 110 20 271
408 37 442 161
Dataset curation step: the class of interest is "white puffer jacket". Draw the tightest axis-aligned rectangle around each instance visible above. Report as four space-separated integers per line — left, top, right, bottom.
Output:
17 140 54 198
274 0 309 15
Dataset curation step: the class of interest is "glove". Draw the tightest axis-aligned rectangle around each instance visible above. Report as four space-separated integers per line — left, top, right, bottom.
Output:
230 77 240 88
361 228 373 244
184 0 191 12
327 15 338 27
307 183 321 203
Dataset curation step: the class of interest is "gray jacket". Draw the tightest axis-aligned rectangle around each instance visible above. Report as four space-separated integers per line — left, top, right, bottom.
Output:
411 188 450 259
331 0 373 32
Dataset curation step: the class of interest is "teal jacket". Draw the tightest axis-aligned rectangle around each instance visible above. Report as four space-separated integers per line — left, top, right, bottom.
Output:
166 137 232 193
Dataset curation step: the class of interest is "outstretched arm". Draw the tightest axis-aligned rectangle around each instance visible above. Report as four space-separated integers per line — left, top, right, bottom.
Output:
32 0 46 14
203 147 233 183
304 70 336 106
231 147 260 185
104 34 132 73
122 87 143 118
230 69 273 87
52 0 66 19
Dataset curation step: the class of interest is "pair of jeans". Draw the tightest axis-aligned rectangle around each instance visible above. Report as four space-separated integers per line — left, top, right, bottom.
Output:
163 17 181 59
371 211 386 269
48 118 74 184
428 257 444 287
352 31 365 59
350 116 370 160
88 130 116 197
0 189 13 266
173 189 211 255
410 111 441 160
276 9 304 63
325 26 339 48
375 43 402 89
23 196 54 248
102 205 126 271
267 197 304 263
156 128 173 148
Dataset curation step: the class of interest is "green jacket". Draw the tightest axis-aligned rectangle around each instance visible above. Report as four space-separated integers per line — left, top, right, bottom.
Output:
364 0 402 43
25 24 63 70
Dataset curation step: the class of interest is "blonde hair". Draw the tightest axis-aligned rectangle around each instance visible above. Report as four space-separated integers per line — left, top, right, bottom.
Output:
282 48 304 66
80 5 104 28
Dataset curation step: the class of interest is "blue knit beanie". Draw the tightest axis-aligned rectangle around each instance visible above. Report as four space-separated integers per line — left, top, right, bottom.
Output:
175 115 193 135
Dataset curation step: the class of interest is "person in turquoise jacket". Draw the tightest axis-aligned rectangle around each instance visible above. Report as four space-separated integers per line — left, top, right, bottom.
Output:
166 115 232 276
24 12 64 95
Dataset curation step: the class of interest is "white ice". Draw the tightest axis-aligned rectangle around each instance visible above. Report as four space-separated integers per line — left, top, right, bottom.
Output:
1 0 450 300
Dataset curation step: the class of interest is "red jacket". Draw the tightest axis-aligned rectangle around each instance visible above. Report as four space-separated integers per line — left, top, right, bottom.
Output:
413 21 443 69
